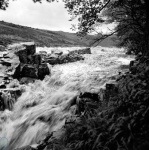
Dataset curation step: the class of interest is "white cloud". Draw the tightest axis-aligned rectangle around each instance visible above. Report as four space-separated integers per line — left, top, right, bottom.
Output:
0 0 77 32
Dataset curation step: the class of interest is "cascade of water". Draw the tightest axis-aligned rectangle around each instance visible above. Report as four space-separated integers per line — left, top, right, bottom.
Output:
0 46 134 149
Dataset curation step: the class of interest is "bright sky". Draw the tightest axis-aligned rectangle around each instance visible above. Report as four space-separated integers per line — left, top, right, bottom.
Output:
0 0 115 33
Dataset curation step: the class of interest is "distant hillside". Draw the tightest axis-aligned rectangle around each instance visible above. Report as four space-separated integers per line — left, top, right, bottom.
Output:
0 21 117 47
0 21 95 47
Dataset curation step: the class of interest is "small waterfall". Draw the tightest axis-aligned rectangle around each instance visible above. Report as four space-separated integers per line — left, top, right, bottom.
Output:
0 46 134 149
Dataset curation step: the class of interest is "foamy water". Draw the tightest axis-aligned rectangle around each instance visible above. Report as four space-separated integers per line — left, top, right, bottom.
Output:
0 46 134 149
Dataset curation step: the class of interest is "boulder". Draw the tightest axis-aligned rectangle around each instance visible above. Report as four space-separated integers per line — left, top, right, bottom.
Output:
19 77 36 84
27 54 41 65
16 47 28 64
0 82 6 89
53 49 63 56
0 88 22 111
38 63 50 80
15 42 36 64
129 60 135 68
77 48 91 54
38 51 47 62
129 60 139 74
39 51 47 55
21 64 38 78
69 48 91 55
46 54 59 65
69 50 78 55
32 54 42 65
14 63 50 80
0 59 11 66
59 54 69 64
23 42 36 55
13 64 22 79
0 45 5 51
79 92 99 101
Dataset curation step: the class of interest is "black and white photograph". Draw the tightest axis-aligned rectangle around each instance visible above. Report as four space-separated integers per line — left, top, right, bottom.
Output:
0 0 149 150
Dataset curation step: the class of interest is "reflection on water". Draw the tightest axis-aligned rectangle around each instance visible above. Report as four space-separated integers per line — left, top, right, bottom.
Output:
0 46 134 149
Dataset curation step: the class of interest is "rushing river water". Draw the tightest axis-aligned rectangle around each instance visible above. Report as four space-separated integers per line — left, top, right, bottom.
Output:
0 46 134 149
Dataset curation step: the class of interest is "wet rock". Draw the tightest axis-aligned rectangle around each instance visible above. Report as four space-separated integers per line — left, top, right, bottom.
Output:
15 46 28 64
15 42 36 64
0 88 22 111
13 64 22 79
52 49 63 56
0 59 11 66
106 83 118 95
77 47 91 54
74 92 100 114
0 82 6 89
98 82 118 103
69 47 91 55
40 48 86 65
58 54 69 64
12 42 50 80
23 42 36 55
0 45 5 51
27 54 41 65
38 51 47 62
129 60 135 68
129 60 140 74
39 51 47 55
46 54 59 65
58 54 84 64
32 54 42 65
79 92 99 101
14 63 50 80
19 77 36 84
38 63 50 80
21 64 38 78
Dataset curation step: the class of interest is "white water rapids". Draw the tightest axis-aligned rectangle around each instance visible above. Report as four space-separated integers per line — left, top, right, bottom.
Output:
0 46 134 149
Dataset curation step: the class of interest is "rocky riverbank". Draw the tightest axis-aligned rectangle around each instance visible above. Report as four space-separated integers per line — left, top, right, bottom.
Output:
0 43 91 112
13 55 149 150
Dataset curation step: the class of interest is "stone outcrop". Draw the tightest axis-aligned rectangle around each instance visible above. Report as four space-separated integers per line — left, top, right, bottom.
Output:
43 53 84 65
38 63 50 80
51 49 63 56
69 47 91 55
13 42 50 80
40 47 91 65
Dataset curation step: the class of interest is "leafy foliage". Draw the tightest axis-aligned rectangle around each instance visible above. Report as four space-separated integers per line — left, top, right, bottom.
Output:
59 60 149 150
0 0 9 10
62 0 149 54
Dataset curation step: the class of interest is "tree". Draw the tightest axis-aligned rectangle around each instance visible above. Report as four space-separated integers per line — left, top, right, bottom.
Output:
62 0 149 55
0 0 9 10
102 0 146 54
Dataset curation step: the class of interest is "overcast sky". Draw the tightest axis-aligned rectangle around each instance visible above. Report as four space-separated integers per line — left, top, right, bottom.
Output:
0 0 115 33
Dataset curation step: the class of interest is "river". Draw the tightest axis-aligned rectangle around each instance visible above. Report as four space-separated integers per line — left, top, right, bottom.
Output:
0 46 134 149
